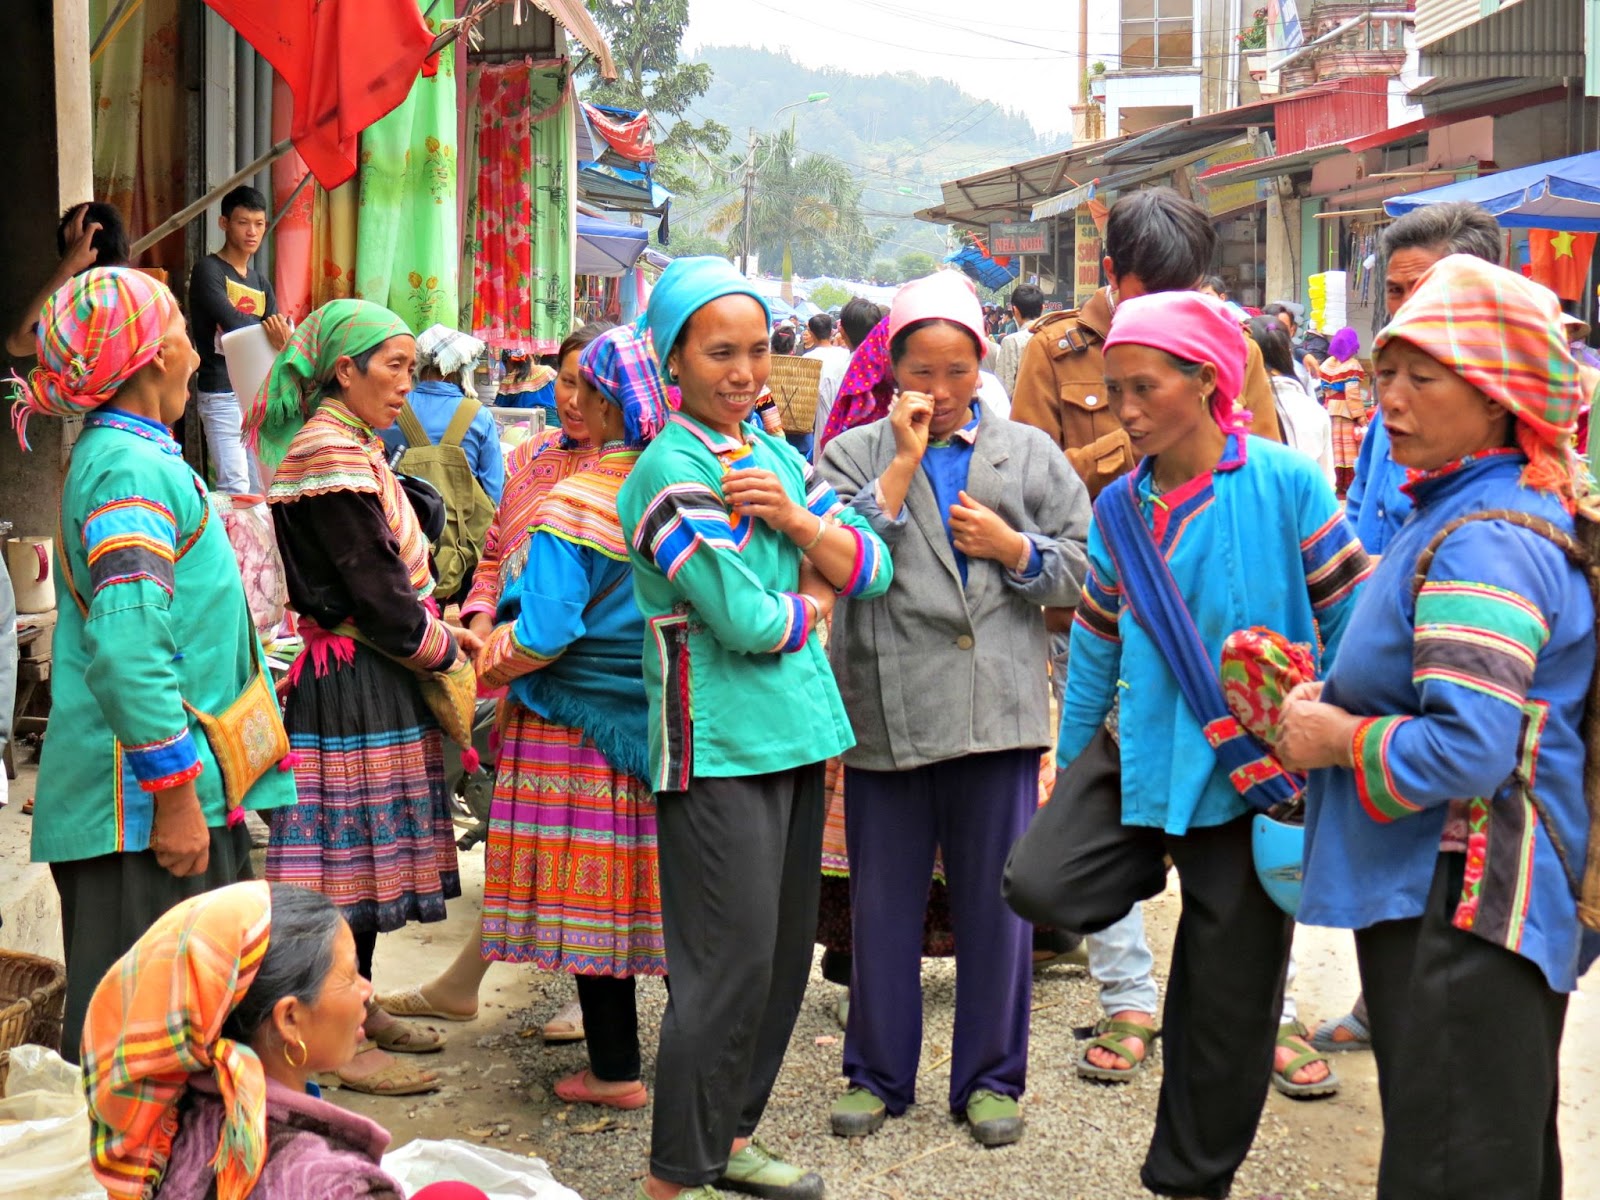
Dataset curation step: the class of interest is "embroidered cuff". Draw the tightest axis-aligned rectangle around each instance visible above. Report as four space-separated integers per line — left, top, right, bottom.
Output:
478 622 552 689
836 525 884 598
406 617 459 672
1352 715 1422 823
773 592 814 654
126 728 204 792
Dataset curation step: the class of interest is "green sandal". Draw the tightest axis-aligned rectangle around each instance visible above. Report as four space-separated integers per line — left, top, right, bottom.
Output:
1272 1020 1340 1099
1075 1017 1160 1083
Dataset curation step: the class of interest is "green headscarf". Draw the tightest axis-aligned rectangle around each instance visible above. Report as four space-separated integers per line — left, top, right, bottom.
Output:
247 299 413 471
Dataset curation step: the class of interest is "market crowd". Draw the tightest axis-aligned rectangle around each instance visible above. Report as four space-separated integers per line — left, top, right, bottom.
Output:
5 186 1596 1200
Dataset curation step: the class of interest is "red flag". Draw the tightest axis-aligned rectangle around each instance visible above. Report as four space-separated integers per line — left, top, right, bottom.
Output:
1528 229 1598 303
204 0 438 189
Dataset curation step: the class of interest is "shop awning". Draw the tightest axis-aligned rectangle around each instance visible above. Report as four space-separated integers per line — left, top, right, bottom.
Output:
917 137 1131 229
944 243 1019 290
529 0 616 80
1099 90 1333 166
577 214 648 276
1385 150 1600 230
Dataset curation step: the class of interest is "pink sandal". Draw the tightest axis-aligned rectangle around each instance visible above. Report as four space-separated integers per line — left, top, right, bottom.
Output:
552 1068 648 1110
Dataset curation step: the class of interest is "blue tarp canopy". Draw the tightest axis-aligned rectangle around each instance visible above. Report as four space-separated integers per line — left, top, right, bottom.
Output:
1385 152 1600 232
944 244 1019 290
577 214 648 277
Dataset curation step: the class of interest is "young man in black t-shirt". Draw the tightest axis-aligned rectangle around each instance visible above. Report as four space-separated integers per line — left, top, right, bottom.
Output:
187 185 290 494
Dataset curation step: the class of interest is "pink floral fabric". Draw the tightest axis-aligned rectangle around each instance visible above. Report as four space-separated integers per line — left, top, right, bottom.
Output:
470 65 534 348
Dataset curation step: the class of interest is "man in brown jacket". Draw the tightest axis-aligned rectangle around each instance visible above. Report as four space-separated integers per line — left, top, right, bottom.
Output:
1011 187 1281 501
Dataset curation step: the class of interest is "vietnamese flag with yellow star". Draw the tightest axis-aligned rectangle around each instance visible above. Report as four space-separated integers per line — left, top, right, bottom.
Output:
1529 229 1598 302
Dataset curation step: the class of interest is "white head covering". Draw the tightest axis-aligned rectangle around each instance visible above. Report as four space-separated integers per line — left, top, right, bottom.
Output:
416 324 486 385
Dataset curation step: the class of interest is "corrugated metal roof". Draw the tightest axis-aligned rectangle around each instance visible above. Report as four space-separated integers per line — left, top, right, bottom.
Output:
1414 0 1496 47
473 0 616 79
1275 77 1389 156
1417 0 1580 78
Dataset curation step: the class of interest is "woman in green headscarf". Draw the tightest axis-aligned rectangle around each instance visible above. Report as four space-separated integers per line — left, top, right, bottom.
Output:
249 299 478 1096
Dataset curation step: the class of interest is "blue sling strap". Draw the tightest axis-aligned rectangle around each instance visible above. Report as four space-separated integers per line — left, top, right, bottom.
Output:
1097 471 1302 814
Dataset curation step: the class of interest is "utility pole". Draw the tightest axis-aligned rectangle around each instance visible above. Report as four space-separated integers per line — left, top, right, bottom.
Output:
739 125 756 278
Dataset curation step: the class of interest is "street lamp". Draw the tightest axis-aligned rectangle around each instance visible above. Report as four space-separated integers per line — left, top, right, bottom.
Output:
739 93 830 277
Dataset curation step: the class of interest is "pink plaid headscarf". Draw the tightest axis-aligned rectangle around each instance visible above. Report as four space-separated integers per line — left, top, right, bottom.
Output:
817 316 893 453
8 266 179 449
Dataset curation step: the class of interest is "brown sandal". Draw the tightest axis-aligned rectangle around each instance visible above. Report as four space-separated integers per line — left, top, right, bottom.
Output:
367 1018 447 1054
328 1059 441 1096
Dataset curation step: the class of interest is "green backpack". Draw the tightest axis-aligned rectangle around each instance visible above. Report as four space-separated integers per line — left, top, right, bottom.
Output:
394 398 496 599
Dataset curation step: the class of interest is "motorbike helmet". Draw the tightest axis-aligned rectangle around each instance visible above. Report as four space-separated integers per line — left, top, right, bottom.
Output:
1252 810 1304 917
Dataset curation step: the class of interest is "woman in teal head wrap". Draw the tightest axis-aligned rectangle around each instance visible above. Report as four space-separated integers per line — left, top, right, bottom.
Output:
618 258 894 1200
258 298 477 1097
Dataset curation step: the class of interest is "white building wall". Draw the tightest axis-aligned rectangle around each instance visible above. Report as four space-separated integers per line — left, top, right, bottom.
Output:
1103 73 1205 134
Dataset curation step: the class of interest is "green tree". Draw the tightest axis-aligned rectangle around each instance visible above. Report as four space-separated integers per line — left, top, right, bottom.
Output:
808 281 854 311
896 250 939 280
664 230 731 260
707 127 873 279
581 0 728 194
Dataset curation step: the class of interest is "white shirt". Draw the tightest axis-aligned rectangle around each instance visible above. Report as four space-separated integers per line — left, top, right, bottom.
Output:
806 344 854 443
1271 375 1335 488
978 370 1012 419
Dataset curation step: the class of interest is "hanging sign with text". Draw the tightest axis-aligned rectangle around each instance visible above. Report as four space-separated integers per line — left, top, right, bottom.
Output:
989 221 1049 255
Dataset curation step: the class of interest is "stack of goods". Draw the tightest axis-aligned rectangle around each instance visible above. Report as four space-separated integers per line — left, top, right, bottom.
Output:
1307 271 1347 335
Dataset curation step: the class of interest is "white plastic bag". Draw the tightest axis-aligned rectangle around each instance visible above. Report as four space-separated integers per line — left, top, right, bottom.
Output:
0 1045 102 1200
382 1137 584 1200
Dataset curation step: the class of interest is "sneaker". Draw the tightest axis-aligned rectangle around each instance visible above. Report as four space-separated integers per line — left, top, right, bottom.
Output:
716 1140 825 1200
829 1086 887 1137
965 1088 1024 1147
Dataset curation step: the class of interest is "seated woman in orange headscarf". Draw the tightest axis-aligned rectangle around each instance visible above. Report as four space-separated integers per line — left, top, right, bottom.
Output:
80 882 489 1200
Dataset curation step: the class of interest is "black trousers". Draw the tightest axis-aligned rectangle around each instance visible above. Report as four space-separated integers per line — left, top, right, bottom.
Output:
51 822 253 1065
1006 728 1291 1199
575 974 642 1082
1357 853 1568 1200
649 764 824 1186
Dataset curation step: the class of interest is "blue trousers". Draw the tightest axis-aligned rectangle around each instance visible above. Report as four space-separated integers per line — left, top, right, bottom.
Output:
843 749 1036 1114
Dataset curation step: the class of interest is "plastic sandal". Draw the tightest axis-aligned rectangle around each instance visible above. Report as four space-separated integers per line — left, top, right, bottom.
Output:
1309 1010 1372 1053
543 998 586 1044
374 985 478 1023
1272 1021 1341 1099
1075 1016 1159 1083
367 1017 447 1054
553 1068 648 1110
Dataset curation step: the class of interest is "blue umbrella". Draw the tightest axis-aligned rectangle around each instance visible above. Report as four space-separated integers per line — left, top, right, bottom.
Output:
1385 151 1600 232
576 214 648 277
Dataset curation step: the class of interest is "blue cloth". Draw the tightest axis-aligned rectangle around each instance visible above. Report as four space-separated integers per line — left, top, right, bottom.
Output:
498 486 649 781
1058 436 1367 834
378 379 506 504
644 256 771 383
921 426 979 586
497 380 556 412
1344 408 1411 555
1301 451 1599 993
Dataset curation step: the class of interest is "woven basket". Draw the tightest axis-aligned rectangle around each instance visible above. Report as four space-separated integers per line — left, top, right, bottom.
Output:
0 950 67 1093
766 354 823 435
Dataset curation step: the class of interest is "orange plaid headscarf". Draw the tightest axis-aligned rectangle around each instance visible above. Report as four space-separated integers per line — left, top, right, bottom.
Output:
1375 253 1584 510
7 266 179 450
81 882 274 1200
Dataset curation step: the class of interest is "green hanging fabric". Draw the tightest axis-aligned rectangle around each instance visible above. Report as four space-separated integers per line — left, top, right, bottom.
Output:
528 62 573 353
355 0 458 330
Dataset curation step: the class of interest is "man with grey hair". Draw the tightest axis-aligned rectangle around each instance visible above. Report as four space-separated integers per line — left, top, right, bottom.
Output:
1310 199 1504 1058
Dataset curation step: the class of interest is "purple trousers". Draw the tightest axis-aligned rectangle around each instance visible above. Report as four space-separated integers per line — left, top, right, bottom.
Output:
843 748 1037 1115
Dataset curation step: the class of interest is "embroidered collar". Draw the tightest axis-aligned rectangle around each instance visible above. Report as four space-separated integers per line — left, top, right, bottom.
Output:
1401 446 1525 502
1133 431 1247 496
670 411 751 455
319 399 380 446
84 407 183 458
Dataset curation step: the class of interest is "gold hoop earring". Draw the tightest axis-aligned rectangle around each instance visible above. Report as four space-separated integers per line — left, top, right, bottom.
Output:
283 1037 308 1070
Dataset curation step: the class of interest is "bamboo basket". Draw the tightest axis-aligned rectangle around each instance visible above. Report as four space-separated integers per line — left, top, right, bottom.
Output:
0 950 67 1093
765 354 823 435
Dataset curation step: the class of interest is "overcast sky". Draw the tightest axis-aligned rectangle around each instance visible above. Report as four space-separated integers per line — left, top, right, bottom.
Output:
683 0 1081 136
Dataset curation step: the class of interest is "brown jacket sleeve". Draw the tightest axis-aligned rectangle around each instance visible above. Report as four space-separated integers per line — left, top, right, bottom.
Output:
1008 330 1065 449
1240 337 1283 443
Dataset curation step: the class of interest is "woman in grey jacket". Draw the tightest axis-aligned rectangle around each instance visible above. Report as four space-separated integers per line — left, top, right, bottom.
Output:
818 271 1090 1147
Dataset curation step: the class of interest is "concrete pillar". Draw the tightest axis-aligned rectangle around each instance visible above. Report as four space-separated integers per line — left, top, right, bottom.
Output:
0 0 93 537
1265 189 1302 304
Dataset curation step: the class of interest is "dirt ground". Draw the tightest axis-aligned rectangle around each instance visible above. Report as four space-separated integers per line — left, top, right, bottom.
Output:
342 846 1600 1200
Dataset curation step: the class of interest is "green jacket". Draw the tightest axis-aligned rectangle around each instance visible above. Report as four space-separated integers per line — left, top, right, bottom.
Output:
618 414 892 791
32 409 295 863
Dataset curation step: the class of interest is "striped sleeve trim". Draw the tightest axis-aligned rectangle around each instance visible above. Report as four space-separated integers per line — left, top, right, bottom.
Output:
404 618 458 672
125 727 203 792
774 593 814 654
1413 581 1548 708
633 484 739 580
82 497 179 599
837 524 884 598
1352 715 1422 823
1075 564 1122 642
477 621 554 688
1301 516 1373 611
801 461 847 520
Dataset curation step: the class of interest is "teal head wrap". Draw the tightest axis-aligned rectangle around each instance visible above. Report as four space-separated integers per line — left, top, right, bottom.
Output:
644 257 771 384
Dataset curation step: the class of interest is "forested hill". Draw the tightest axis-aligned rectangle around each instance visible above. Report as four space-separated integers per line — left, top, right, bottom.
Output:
682 46 1069 254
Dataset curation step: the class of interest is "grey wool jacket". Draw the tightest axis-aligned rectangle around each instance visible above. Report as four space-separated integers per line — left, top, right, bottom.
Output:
819 408 1091 771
